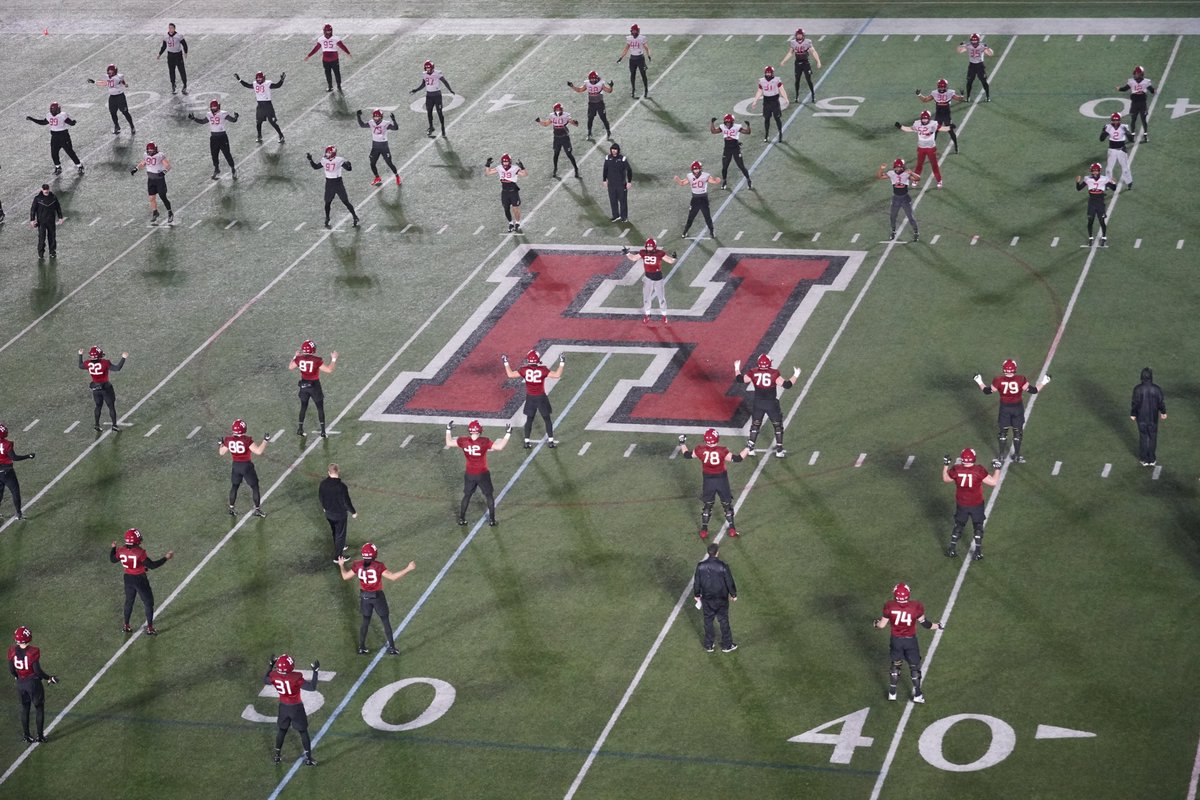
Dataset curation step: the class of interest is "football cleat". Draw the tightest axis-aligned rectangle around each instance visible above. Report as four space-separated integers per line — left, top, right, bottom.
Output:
945 545 958 558
272 750 282 764
774 447 787 459
705 644 715 653
386 646 400 655
457 517 466 526
972 547 984 561
123 623 133 633
303 755 318 767
297 424 306 436
548 438 558 448
990 458 1003 469
252 507 267 518
227 505 236 516
888 691 897 701
727 528 738 537
1010 454 1027 464
912 693 926 704
145 625 157 636
699 528 708 539
371 175 382 186
357 647 369 655
721 643 738 653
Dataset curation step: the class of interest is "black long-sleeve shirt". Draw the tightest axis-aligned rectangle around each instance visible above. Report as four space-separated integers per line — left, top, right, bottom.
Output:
603 154 633 184
1131 379 1166 422
693 555 737 600
29 192 62 226
319 476 356 519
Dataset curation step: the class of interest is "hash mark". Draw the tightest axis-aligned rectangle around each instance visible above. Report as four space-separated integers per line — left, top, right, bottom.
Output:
619 228 630 238
1076 34 1083 42
1043 34 1050 42
64 421 79 434
273 429 285 442
545 226 556 237
623 443 636 458
881 34 889 42
850 233 860 243
755 35 763 42
855 452 867 467
89 217 101 226
578 442 591 456
401 434 413 449
583 228 593 237
23 420 38 432
773 231 783 241
294 222 305 231
1101 463 1112 478
1010 236 1019 246
258 221 272 231
809 451 819 465
1052 461 1061 476
1152 465 1162 480
474 225 485 235
658 229 668 240
970 235 979 246
812 232 821 242
664 35 672 41
144 424 161 438
356 433 371 446
1177 240 1185 250
366 223 377 233
1134 238 1142 249
913 35 921 42
724 35 733 42
437 224 448 234
1051 236 1059 247
903 455 915 470
187 426 201 440
224 220 237 230
400 223 413 234
929 234 940 245
734 231 743 241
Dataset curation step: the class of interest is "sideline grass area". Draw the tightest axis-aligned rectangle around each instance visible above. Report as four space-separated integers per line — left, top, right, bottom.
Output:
1 4 1197 799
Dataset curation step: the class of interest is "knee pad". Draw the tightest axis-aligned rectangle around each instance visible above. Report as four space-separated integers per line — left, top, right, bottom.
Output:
910 666 922 683
702 501 714 514
721 500 734 513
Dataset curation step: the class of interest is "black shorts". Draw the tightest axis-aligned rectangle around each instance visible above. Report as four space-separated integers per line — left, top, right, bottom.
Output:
1087 196 1107 216
763 96 782 113
954 504 986 527
231 461 260 488
523 394 552 418
701 473 733 504
359 590 391 620
998 403 1025 431
147 175 167 196
256 101 277 122
277 702 309 732
889 636 922 667
629 54 646 69
464 470 494 497
425 91 443 111
794 59 813 75
108 94 129 113
967 62 987 80
298 380 325 403
501 184 521 207
751 397 783 425
934 107 953 127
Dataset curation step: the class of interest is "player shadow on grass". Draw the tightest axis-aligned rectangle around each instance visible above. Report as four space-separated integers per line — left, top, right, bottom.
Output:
640 102 696 137
430 145 476 185
375 191 409 229
30 260 63 313
142 235 186 287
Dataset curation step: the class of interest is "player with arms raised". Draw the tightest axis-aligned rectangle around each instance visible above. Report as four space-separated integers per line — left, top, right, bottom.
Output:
568 70 614 141
263 654 319 766
941 447 1001 559
78 345 127 432
1117 65 1154 142
503 350 564 448
1076 162 1116 246
679 429 751 540
536 103 580 179
973 360 1050 464
306 146 359 228
356 108 400 186
674 160 721 240
130 141 172 224
734 354 801 458
304 23 350 92
187 100 239 181
709 114 753 191
235 70 285 144
288 340 338 438
26 103 83 175
875 583 943 702
484 154 528 233
956 33 993 101
336 542 415 655
109 527 174 634
624 238 676 323
896 110 944 188
0 423 35 521
876 158 919 242
446 420 511 526
750 66 788 143
8 626 58 744
219 419 269 517
917 78 964 154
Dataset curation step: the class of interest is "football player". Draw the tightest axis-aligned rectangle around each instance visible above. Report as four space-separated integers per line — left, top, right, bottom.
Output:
287 340 338 437
78 346 128 431
876 158 919 242
157 23 188 94
445 420 511 526
130 141 173 224
8 626 58 744
355 108 400 185
218 419 269 517
304 23 350 92
26 103 83 174
187 99 239 180
674 160 720 239
874 583 943 702
895 110 944 187
917 78 964 154
567 70 614 140
1117 66 1154 141
1099 112 1134 188
336 542 415 655
973 360 1051 463
678 429 750 539
0 423 35 520
484 154 528 233
616 23 652 99
941 448 1001 559
734 354 801 457
235 70 285 143
780 27 822 102
409 60 455 138
263 654 319 765
306 146 360 228
502 350 565 448
709 113 753 190
750 65 788 143
624 238 676 323
1076 163 1117 246
536 103 580 179
956 33 993 101
86 63 135 135
109 528 174 634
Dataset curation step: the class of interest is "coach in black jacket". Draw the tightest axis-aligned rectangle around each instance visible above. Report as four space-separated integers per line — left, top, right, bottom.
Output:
601 142 632 222
693 542 738 653
29 184 64 258
319 463 357 561
1130 367 1167 466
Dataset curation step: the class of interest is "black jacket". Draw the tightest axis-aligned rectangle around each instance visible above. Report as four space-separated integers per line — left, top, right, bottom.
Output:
30 192 62 227
319 476 356 519
1131 377 1166 423
693 556 736 600
603 154 633 184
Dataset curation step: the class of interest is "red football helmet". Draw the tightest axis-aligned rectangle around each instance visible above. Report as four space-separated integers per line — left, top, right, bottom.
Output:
690 160 702 172
89 346 104 360
1110 112 1121 123
703 429 720 445
124 528 142 546
723 113 734 125
424 60 434 72
210 100 221 112
919 110 931 122
300 340 316 355
231 419 247 435
795 28 805 39
969 33 981 44
107 64 117 76
1133 65 1144 78
644 237 657 251
630 24 640 36
467 420 483 434
361 542 378 560
1002 359 1017 376
553 102 564 113
255 71 266 83
936 78 948 91
764 65 774 76
500 153 512 166
50 102 61 115
323 24 333 36
145 141 157 155
960 448 976 465
275 654 295 674
372 108 383 120
1089 162 1102 174
13 626 32 644
325 145 337 159
588 70 600 82
526 349 541 364
0 423 8 439
893 583 911 603
893 158 905 170
757 354 772 369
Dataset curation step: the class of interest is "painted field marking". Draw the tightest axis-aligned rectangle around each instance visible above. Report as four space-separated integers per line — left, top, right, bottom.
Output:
1051 236 1059 247
1101 463 1112 478
773 231 783 241
812 232 821 242
437 224 448 234
1152 465 1162 480
545 226 557 237
356 433 371 446
400 223 413 233
1010 236 1019 246
366 223 378 233
1134 238 1141 249
187 426 201 440
474 224 485 235
850 233 860 243
904 455 915 470
854 452 867 467
143 424 161 438
224 220 237 230
400 434 413 448
89 217 101 226
1177 240 1185 250
583 228 593 237
64 421 79 434
294 222 306 231
970 234 979 245
190 219 203 229
1052 461 1062 476
809 451 819 465
578 442 591 456
22 420 39 432
929 234 940 245
734 231 743 241
623 444 636 458
258 221 272 231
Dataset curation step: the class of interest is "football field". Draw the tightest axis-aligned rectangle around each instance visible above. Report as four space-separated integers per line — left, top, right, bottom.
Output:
1 2 1198 798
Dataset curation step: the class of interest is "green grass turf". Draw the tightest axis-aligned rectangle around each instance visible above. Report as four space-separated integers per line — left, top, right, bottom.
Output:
1 4 1198 799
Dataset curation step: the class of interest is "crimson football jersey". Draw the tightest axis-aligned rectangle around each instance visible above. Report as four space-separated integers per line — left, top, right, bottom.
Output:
352 559 387 592
0 440 14 465
223 434 255 462
7 645 40 679
991 374 1031 405
268 669 307 705
456 436 493 475
640 248 667 276
520 364 551 396
114 545 151 575
882 599 926 638
949 463 990 506
747 367 782 398
85 359 114 383
693 444 730 475
292 355 324 382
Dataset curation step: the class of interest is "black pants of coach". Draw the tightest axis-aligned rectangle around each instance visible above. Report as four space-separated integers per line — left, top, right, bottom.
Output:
123 573 156 626
0 468 22 515
607 181 628 220
1137 421 1159 463
326 516 348 560
50 131 80 167
36 223 57 257
167 51 187 90
700 597 733 649
209 132 235 171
